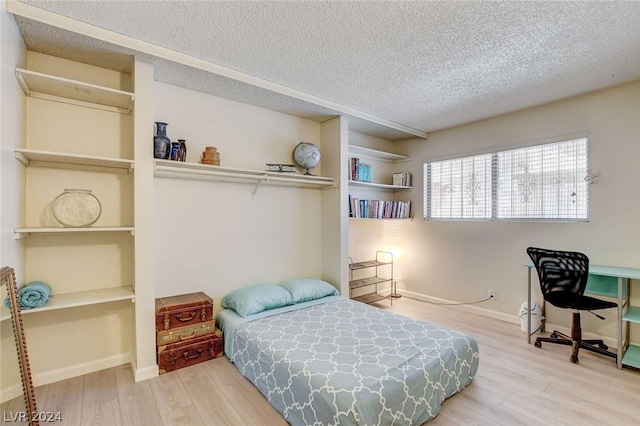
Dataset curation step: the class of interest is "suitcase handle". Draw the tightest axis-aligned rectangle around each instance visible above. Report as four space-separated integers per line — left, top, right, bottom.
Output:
179 330 197 341
183 348 203 360
176 311 197 322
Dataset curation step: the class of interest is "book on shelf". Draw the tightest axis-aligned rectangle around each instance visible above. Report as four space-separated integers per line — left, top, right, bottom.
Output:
349 157 371 182
392 172 412 187
349 197 411 219
350 196 355 217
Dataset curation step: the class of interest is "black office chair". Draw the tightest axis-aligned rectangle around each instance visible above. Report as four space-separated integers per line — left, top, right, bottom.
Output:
526 247 617 364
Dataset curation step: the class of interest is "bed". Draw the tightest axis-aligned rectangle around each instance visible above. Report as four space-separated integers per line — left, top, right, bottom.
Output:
216 283 479 425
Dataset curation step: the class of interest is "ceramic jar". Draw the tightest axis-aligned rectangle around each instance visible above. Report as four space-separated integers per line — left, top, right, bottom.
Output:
154 122 171 159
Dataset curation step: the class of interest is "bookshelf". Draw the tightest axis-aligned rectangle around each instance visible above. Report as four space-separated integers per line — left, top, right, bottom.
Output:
348 145 412 219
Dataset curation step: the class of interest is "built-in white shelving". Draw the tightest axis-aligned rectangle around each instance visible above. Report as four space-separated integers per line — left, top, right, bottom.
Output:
349 217 412 221
9 59 138 389
15 68 134 114
348 145 412 191
348 145 413 220
348 180 412 190
13 74 136 240
14 227 135 239
154 159 334 193
15 148 134 173
0 286 135 322
348 145 409 162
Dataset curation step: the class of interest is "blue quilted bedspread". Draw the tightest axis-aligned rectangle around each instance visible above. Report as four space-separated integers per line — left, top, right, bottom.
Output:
217 296 479 425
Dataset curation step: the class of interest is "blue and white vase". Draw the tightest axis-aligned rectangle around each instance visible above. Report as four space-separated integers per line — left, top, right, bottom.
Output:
154 122 171 159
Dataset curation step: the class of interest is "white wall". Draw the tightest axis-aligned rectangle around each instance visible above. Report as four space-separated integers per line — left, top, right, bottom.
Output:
153 82 327 311
398 81 640 341
0 5 26 402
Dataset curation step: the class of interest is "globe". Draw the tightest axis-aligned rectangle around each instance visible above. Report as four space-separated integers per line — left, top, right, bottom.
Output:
293 142 321 175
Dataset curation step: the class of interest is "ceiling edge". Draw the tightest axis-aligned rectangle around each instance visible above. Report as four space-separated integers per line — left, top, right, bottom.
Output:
7 0 429 140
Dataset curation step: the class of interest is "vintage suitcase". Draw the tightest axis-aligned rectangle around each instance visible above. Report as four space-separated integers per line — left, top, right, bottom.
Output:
155 291 214 332
157 329 224 374
156 320 216 346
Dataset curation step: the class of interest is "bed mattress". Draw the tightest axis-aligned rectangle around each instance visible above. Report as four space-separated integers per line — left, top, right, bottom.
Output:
217 296 479 425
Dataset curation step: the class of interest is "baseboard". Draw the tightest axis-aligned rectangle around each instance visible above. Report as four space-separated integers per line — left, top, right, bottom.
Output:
36 352 131 387
397 289 619 349
131 359 158 382
397 289 520 325
1 352 131 404
0 384 24 404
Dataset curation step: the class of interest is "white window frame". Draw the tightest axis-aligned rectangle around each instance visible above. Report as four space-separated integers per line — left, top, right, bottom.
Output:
423 134 590 222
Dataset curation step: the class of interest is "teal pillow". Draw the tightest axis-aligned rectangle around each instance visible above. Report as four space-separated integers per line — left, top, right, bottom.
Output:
221 284 293 317
279 278 339 303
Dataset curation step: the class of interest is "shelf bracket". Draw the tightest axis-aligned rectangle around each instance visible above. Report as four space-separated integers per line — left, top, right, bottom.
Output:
14 151 29 167
14 230 29 239
252 176 268 197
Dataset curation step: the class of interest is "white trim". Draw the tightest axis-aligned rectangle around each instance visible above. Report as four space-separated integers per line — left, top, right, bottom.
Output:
130 359 159 383
398 289 618 348
6 1 428 140
27 352 130 394
0 384 23 404
398 289 520 324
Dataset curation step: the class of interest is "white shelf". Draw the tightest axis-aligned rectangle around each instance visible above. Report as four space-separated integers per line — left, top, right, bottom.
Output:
14 226 135 239
348 180 412 190
349 217 413 221
154 159 334 192
15 148 134 173
15 68 134 114
0 286 135 321
348 145 409 162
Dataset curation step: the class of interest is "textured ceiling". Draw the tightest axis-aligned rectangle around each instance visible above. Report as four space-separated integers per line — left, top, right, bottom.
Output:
13 0 640 140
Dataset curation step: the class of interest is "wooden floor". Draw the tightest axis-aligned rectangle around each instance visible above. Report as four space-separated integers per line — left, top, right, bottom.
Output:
3 297 640 425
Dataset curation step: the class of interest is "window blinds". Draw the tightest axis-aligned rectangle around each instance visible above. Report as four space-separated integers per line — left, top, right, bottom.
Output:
496 138 588 220
425 153 493 219
424 137 589 221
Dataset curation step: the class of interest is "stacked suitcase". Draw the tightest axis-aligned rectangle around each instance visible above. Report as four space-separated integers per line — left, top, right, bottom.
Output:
155 291 223 374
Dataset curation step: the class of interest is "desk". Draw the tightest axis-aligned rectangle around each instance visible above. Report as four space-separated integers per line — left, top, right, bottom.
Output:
526 263 640 369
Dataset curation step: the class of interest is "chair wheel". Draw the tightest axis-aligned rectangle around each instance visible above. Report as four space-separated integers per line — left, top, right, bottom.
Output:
534 341 542 348
601 344 608 350
570 354 579 364
550 332 558 338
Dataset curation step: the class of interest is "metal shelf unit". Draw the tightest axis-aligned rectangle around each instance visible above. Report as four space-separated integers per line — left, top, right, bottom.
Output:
349 251 393 305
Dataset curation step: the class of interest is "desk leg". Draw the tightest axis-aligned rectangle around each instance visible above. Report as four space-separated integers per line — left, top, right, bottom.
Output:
528 267 532 344
617 277 623 369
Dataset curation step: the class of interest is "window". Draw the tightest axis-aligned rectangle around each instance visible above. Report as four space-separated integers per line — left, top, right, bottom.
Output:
424 137 589 221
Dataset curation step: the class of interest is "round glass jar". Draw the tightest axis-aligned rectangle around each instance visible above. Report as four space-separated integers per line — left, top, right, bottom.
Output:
52 189 102 227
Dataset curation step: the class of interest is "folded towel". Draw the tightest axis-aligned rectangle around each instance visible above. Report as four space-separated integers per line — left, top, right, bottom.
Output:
19 281 52 309
3 281 52 310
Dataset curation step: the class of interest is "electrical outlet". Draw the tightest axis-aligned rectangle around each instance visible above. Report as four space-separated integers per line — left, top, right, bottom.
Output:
488 289 496 299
